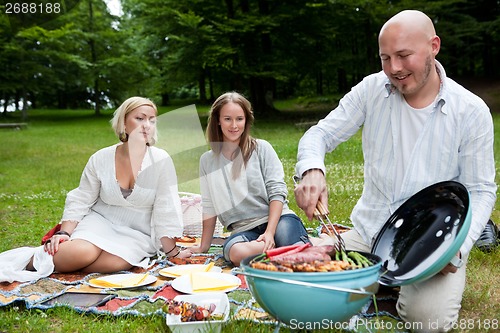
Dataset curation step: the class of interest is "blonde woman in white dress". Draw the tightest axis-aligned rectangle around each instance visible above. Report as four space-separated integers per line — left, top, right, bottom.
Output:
0 97 191 282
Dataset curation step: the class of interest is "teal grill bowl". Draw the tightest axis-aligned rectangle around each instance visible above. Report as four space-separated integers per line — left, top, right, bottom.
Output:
239 251 381 325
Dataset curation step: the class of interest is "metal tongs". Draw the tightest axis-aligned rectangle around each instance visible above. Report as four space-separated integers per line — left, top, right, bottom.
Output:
293 175 346 253
314 201 346 253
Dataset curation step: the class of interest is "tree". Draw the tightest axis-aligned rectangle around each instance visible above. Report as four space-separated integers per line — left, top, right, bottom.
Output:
1 0 499 114
0 0 152 113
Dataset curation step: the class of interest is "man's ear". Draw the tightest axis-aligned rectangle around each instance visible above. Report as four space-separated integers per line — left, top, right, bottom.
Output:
431 35 441 56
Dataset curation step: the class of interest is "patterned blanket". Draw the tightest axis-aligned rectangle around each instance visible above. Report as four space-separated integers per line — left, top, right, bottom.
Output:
0 253 228 314
0 240 403 332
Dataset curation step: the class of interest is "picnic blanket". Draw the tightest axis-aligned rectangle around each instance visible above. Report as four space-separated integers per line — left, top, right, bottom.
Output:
0 239 404 332
0 241 242 317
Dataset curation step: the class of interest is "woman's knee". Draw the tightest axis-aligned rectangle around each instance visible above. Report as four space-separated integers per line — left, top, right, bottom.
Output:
66 240 101 257
53 240 101 272
227 241 264 267
82 252 131 273
228 243 247 265
274 214 307 246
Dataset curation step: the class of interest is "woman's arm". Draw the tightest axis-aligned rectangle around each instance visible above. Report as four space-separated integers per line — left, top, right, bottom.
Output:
254 142 289 251
44 220 79 256
190 215 217 253
160 236 192 259
47 151 103 256
257 140 288 203
61 151 102 222
190 153 219 254
257 200 284 251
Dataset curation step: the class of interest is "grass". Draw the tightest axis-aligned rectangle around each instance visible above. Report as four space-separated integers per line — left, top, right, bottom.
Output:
0 105 499 332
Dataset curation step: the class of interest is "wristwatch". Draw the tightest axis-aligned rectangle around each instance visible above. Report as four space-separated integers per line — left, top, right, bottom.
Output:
449 255 464 268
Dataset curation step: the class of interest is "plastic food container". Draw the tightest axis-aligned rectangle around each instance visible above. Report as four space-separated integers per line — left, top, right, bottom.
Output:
166 293 229 333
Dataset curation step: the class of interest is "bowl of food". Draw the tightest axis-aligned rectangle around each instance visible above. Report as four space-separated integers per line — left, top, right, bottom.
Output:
238 245 382 325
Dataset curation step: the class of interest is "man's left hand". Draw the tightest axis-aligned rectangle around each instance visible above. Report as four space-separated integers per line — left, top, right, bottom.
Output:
441 263 459 275
440 251 462 275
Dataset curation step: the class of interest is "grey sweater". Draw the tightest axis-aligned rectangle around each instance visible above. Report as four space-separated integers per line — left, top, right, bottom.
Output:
199 139 295 233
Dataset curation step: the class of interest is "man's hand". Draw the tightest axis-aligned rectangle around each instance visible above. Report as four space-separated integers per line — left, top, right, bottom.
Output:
294 169 328 220
441 252 462 275
441 263 458 275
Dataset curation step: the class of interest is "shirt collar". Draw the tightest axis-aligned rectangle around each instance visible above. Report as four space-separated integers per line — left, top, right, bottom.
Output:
434 60 447 114
383 59 448 114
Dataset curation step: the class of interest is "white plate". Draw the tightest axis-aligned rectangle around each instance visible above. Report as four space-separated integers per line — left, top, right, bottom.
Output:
159 264 222 278
88 273 157 289
171 272 241 294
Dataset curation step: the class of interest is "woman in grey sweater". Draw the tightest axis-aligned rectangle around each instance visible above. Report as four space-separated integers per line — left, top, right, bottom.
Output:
190 92 309 266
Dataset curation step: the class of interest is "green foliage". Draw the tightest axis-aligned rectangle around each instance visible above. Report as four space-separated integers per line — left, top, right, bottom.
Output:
0 0 154 112
3 0 498 114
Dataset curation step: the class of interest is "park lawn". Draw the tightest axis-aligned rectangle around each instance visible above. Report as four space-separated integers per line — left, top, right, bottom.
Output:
0 107 498 332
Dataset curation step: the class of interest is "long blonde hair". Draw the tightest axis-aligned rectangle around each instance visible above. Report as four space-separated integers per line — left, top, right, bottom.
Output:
206 92 256 178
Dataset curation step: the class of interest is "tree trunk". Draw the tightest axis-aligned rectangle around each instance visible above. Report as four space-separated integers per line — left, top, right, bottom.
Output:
88 0 100 116
482 32 494 77
93 78 101 115
316 69 323 95
208 68 215 101
21 89 28 121
14 91 20 111
249 77 278 118
161 93 170 106
337 68 348 93
249 0 279 118
2 92 9 114
198 70 207 103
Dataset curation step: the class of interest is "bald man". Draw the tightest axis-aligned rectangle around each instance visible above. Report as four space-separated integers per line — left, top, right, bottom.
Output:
295 10 496 332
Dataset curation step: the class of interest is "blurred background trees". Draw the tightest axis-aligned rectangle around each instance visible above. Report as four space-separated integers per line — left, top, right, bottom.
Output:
1 0 499 117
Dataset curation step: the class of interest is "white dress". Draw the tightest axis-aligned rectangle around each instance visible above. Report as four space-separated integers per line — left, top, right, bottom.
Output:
62 144 183 268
